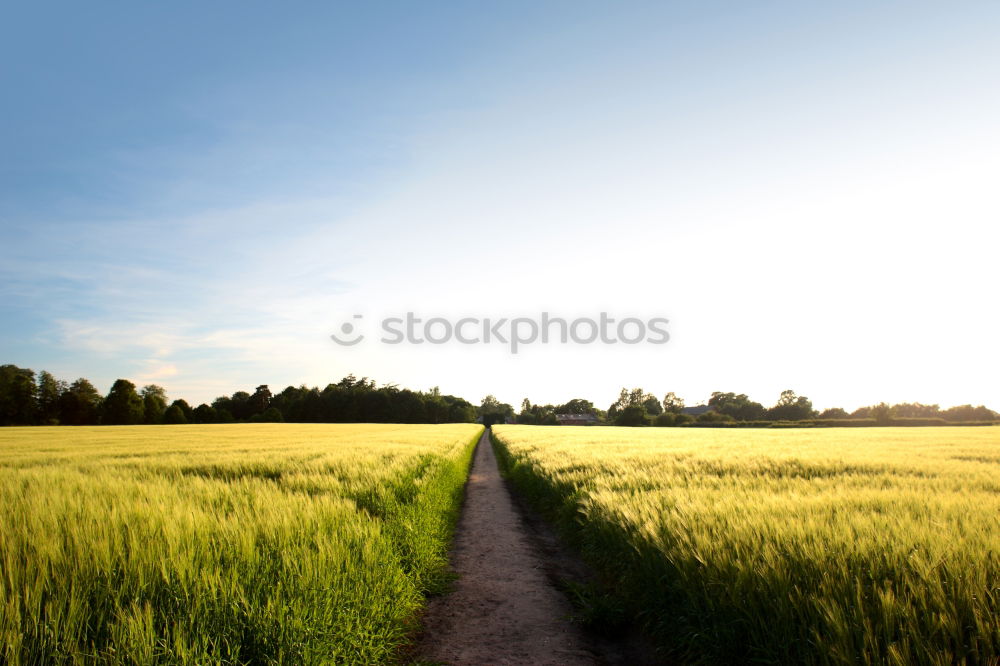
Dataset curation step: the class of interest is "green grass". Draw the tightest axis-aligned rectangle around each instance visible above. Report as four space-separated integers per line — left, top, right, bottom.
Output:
0 423 482 664
492 425 1000 665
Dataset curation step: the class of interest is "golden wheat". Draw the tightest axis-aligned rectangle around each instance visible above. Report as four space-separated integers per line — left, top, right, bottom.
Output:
493 425 1000 664
0 423 482 664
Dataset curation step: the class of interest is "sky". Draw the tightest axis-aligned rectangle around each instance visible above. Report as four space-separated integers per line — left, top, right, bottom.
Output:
2 1 998 413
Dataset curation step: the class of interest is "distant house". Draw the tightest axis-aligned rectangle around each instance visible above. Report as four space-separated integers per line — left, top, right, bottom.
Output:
555 413 598 425
681 405 711 416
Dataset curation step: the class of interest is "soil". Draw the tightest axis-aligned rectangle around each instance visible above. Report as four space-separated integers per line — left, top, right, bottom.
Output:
414 429 661 665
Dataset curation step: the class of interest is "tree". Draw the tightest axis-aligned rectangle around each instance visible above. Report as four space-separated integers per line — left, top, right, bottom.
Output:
643 394 664 416
893 402 940 418
616 405 650 426
608 387 654 426
609 388 644 413
399 389 430 423
556 398 597 415
766 390 815 421
0 364 38 425
697 410 735 423
629 388 646 408
228 391 253 421
818 407 849 419
250 385 272 416
607 388 627 421
536 409 559 425
37 370 66 424
422 387 447 424
708 392 766 421
871 402 893 425
58 378 103 425
479 395 514 426
941 404 998 422
480 394 501 412
442 394 476 423
518 401 559 425
162 403 188 424
102 379 144 425
662 392 685 414
654 412 676 426
169 399 194 423
193 403 217 424
674 413 694 425
141 385 168 424
250 407 284 423
518 398 534 424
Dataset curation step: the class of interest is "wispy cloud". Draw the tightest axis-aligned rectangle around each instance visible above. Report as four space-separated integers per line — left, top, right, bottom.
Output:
135 361 179 384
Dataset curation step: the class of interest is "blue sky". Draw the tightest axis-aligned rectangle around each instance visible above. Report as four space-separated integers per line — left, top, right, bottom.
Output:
2 2 998 411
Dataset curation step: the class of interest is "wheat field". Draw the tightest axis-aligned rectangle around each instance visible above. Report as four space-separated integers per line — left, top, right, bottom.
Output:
492 425 1000 665
0 423 482 664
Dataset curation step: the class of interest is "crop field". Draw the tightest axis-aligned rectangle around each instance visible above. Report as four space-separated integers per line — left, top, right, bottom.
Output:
0 423 482 665
492 425 1000 665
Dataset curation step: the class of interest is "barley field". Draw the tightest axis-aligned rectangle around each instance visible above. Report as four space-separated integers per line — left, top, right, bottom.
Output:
492 425 1000 665
0 423 482 665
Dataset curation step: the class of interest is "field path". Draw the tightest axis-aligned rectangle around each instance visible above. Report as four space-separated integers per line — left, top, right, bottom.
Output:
415 429 598 665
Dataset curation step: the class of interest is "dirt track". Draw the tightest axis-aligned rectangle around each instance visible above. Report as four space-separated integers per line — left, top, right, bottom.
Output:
415 429 597 665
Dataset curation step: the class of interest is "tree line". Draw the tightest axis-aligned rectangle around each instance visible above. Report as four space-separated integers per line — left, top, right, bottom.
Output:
0 364 476 426
603 388 997 426
482 388 998 427
475 395 601 427
3 362 995 428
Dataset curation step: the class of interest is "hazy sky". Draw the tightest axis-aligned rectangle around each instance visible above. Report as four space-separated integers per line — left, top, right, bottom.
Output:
2 2 998 412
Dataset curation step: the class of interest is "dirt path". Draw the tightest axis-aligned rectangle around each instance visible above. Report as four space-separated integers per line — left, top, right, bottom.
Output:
415 429 598 665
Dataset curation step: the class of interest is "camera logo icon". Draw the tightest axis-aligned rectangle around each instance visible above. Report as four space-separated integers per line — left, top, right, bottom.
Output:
330 315 364 346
